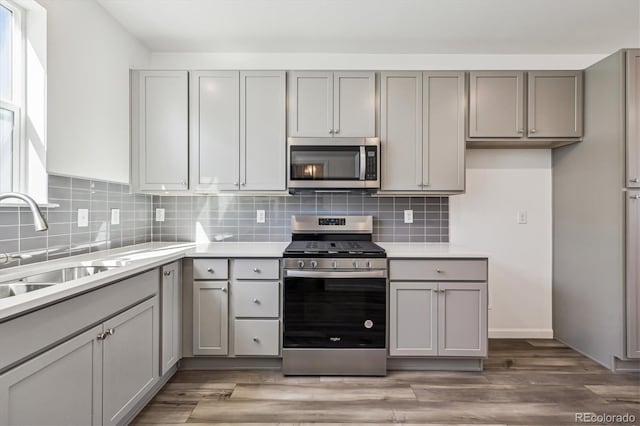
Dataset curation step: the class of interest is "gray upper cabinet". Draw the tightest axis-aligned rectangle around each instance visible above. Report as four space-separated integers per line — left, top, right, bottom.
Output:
628 50 640 188
289 71 375 137
380 72 423 191
137 71 189 191
422 72 465 192
161 261 182 376
380 72 465 193
389 282 438 356
0 325 103 426
190 71 241 192
469 71 525 138
627 191 640 358
528 71 583 138
240 71 286 191
438 282 488 357
333 71 376 137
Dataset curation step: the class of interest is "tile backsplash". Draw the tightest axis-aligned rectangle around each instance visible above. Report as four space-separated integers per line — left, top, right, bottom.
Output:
153 193 449 243
0 180 449 269
0 175 153 269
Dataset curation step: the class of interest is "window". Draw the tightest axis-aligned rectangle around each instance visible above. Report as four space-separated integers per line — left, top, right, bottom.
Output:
0 0 22 193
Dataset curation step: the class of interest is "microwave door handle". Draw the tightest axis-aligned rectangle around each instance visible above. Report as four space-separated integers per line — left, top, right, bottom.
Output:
359 146 366 180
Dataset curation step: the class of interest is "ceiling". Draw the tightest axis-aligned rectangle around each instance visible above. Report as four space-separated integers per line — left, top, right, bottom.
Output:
97 0 640 54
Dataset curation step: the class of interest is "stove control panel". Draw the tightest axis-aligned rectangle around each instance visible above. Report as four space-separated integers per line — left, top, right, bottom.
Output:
284 258 387 270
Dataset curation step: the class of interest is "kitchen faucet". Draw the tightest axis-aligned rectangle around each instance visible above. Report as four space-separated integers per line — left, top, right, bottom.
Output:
0 192 48 231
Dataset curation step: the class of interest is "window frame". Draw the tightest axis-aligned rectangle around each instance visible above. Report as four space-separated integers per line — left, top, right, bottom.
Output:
0 0 25 194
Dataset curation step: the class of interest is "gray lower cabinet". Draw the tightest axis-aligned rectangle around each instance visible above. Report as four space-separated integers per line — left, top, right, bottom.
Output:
380 71 465 193
102 297 159 426
134 70 189 191
627 191 640 358
389 259 488 359
627 49 640 188
0 295 160 426
193 281 229 355
161 261 182 375
0 325 103 426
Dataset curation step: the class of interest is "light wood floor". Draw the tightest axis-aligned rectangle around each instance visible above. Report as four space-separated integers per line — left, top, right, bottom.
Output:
133 339 640 425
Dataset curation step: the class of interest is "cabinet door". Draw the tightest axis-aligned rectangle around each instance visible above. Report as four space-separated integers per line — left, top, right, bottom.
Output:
240 71 286 191
438 282 487 357
469 71 525 138
0 325 102 426
627 50 640 188
138 71 189 191
380 72 423 191
423 72 465 192
528 71 583 138
333 71 375 137
102 297 159 426
161 261 182 375
627 191 640 358
289 71 333 137
193 281 228 355
389 282 438 356
190 71 240 191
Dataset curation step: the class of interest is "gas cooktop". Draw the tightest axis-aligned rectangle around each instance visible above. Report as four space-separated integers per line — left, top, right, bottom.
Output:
283 240 385 257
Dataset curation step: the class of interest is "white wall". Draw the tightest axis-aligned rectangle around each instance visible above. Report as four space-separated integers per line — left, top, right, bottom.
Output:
450 150 553 338
39 0 150 184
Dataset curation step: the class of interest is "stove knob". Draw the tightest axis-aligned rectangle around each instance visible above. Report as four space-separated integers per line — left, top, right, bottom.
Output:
311 260 318 269
332 261 337 269
297 260 305 269
352 260 358 269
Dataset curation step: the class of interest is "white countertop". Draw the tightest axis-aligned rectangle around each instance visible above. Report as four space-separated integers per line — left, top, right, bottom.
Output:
0 241 485 320
377 243 488 258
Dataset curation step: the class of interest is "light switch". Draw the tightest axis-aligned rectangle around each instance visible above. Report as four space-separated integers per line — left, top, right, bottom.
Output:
404 209 413 224
155 208 165 222
517 210 528 224
77 209 89 228
256 210 266 223
110 208 120 225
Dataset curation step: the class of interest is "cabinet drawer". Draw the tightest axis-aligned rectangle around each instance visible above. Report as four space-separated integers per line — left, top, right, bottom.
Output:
233 259 280 280
389 259 487 281
234 320 280 356
193 259 228 280
232 281 279 318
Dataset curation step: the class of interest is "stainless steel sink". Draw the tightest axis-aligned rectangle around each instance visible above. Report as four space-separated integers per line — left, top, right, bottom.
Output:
0 283 55 299
17 265 115 284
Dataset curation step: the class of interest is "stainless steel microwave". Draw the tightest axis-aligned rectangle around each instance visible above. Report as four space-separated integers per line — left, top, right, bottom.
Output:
287 137 380 190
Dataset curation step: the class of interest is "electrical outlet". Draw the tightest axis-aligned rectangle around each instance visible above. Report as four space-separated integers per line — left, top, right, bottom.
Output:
256 209 266 223
77 209 89 228
110 208 120 225
517 210 528 224
155 208 165 222
404 209 413 224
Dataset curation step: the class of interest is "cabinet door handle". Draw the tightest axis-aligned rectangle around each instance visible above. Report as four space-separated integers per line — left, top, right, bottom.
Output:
241 182 246 186
234 181 239 186
329 129 334 134
334 129 340 134
97 332 107 341
530 129 537 133
181 181 187 187
253 298 260 304
106 328 115 336
630 195 640 200
163 270 172 276
630 178 639 183
222 287 227 293
518 129 524 134
253 337 260 343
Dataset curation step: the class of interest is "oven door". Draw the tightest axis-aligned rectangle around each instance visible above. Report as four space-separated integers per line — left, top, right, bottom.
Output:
283 270 386 348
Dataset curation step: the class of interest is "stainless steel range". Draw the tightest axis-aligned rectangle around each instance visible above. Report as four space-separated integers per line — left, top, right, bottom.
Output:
282 216 387 376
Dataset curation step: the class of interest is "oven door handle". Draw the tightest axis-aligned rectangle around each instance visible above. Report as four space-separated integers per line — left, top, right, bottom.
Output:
284 270 387 279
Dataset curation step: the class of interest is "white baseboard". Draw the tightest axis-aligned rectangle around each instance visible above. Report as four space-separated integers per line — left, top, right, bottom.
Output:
489 328 554 339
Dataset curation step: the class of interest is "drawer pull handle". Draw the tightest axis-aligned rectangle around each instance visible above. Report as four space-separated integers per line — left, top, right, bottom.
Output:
207 268 214 273
253 337 260 343
253 298 260 304
630 195 640 200
253 268 261 273
222 287 227 293
436 269 444 273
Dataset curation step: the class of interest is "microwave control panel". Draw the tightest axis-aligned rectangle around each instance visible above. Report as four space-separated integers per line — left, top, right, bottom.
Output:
365 147 378 180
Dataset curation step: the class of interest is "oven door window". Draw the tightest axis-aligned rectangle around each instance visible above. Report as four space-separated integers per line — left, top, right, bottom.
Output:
283 277 386 348
290 146 360 180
